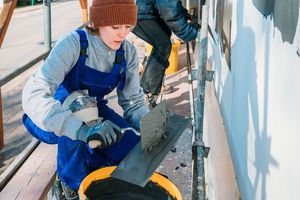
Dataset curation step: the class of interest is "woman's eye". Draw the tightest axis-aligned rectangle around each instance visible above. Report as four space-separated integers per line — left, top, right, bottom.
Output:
112 26 120 29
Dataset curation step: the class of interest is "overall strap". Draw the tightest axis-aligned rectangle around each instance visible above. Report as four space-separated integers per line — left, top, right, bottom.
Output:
115 43 127 91
75 29 88 66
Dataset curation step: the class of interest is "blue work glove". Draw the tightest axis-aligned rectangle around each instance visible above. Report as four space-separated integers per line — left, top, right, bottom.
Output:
75 120 122 149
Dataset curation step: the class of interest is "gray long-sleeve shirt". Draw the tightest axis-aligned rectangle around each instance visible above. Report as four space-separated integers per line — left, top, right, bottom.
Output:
22 28 148 139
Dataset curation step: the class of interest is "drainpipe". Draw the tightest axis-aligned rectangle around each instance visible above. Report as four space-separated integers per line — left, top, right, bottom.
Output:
43 0 52 50
192 4 212 200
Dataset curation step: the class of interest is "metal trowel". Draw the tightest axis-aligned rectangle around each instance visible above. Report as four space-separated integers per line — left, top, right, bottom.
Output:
111 100 191 187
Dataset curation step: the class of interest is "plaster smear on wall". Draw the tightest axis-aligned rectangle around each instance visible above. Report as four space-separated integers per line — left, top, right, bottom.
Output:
252 0 299 44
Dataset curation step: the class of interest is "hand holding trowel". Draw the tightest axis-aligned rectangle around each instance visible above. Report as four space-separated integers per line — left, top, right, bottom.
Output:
87 125 141 149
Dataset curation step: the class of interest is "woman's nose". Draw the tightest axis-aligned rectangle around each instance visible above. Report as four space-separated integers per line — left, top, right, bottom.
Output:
118 28 129 38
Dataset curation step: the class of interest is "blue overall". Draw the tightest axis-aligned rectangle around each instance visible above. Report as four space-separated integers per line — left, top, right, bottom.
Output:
22 30 140 190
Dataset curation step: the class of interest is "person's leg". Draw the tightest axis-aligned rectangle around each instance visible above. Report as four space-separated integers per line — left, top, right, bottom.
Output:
132 19 172 95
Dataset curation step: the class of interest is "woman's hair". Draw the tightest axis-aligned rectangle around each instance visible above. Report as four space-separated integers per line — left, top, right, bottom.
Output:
85 22 99 35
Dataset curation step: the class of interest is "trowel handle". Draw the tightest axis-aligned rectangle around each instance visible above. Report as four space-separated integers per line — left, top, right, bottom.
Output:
88 140 102 149
120 127 140 136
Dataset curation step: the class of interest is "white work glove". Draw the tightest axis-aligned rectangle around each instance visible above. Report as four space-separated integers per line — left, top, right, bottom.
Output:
75 120 123 149
68 92 97 113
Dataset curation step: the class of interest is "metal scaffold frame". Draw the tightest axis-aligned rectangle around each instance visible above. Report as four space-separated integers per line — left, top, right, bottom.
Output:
188 1 213 199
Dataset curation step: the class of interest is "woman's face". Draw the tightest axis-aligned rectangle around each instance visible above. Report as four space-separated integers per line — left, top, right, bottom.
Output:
99 25 133 50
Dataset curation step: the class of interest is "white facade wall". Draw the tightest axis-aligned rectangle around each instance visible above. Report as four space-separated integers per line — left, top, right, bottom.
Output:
205 0 300 199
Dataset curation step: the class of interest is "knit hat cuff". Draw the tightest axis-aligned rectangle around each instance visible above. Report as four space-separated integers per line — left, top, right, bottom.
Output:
90 4 137 27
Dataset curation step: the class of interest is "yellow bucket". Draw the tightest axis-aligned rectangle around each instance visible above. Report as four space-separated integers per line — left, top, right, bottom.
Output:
78 166 182 200
146 40 181 75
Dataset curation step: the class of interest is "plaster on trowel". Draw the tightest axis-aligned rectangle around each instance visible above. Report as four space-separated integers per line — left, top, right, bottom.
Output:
111 100 191 187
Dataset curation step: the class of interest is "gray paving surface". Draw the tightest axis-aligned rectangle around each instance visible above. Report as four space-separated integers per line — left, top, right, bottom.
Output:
0 0 84 80
156 68 193 200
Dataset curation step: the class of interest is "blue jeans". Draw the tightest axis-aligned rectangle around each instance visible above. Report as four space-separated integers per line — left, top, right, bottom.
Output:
133 19 172 95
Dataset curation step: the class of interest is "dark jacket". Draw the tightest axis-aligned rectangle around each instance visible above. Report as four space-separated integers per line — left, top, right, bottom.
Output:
136 0 198 42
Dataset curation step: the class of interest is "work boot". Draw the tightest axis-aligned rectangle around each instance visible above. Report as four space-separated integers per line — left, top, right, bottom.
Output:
60 181 79 200
48 178 66 200
145 93 157 109
140 56 167 95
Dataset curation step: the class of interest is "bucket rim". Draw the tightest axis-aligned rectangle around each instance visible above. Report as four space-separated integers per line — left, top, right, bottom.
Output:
78 166 182 200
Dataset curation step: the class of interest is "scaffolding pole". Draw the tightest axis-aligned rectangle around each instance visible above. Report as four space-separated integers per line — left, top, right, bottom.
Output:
43 0 52 50
192 3 210 200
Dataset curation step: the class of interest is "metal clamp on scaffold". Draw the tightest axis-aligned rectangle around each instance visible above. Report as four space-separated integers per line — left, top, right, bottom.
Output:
191 68 215 82
192 140 210 159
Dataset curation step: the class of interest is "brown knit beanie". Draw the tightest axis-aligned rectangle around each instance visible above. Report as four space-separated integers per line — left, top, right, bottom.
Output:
89 0 137 27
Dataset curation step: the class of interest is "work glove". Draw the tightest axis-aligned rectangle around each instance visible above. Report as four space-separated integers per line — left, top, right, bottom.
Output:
75 120 123 149
68 91 97 113
183 7 192 21
191 22 201 31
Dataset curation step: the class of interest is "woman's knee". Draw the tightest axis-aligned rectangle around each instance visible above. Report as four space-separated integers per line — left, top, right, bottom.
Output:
151 41 171 65
154 40 172 57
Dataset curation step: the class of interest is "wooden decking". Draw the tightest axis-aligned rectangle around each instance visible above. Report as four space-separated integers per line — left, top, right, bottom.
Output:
0 62 58 200
0 142 57 200
0 64 38 175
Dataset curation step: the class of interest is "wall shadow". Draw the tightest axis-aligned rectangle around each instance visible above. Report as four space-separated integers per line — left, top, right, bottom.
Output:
220 0 279 199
